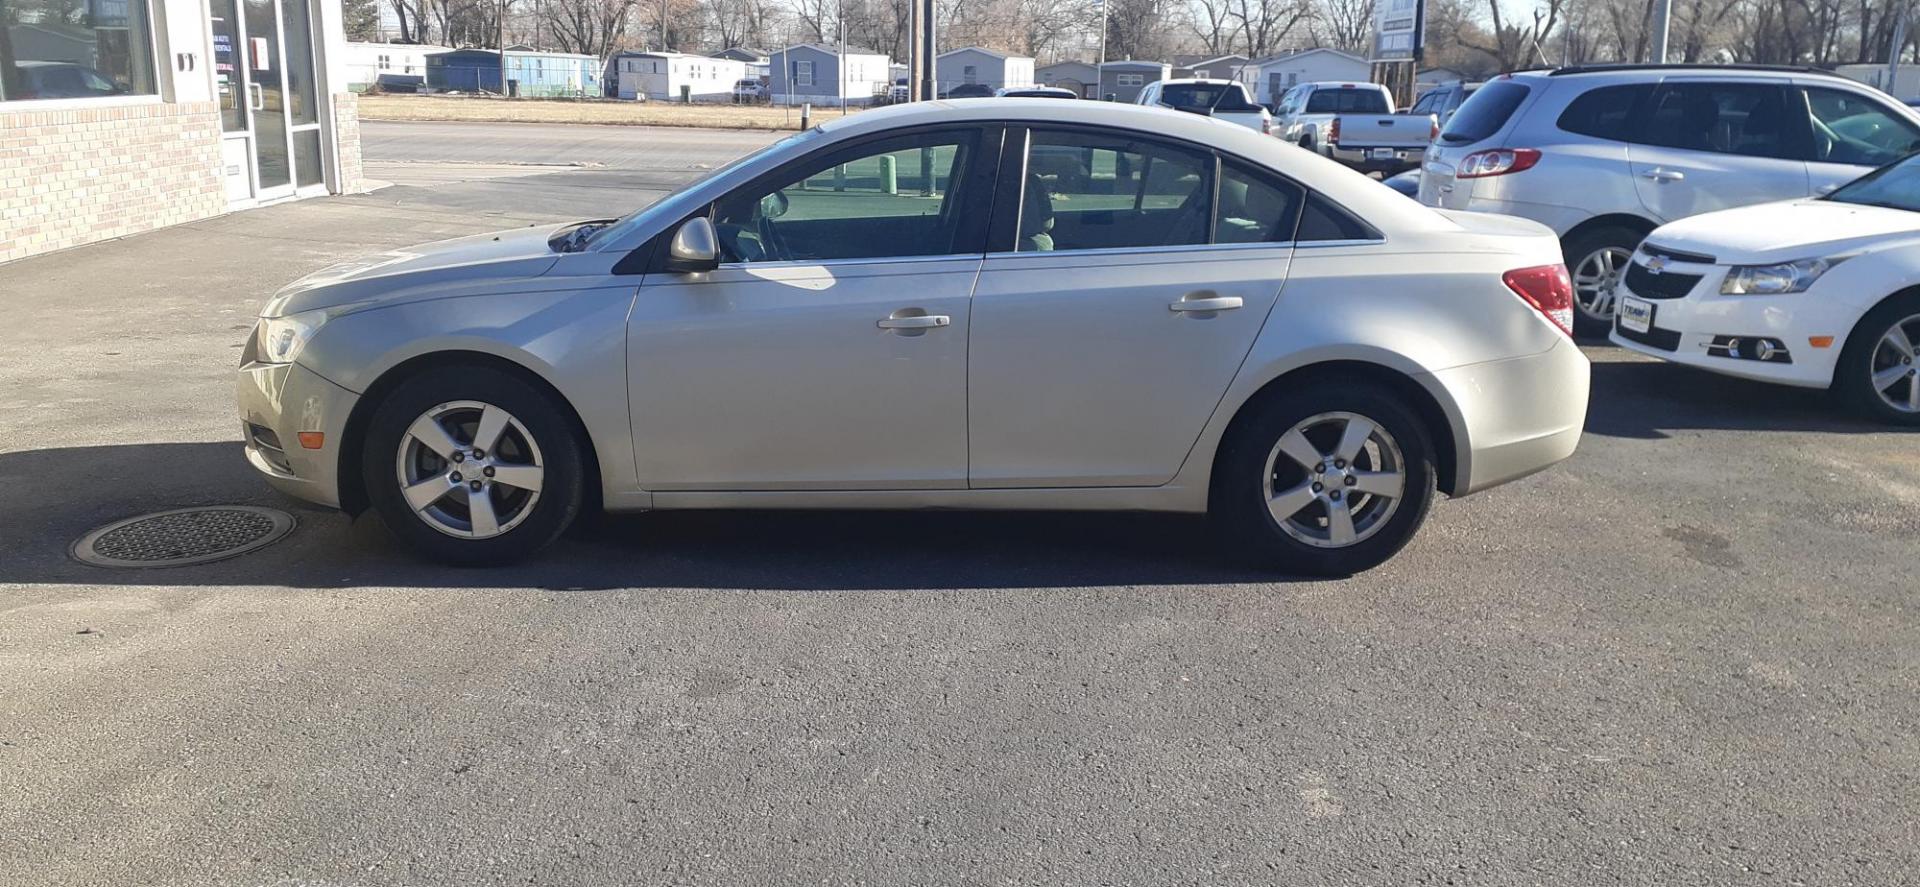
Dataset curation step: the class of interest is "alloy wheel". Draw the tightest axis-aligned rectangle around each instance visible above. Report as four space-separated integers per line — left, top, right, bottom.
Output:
394 400 546 539
1868 313 1920 414
1572 245 1634 321
1263 411 1408 549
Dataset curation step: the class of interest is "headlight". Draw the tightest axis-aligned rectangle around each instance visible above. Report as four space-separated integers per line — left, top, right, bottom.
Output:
249 309 328 365
1720 257 1844 295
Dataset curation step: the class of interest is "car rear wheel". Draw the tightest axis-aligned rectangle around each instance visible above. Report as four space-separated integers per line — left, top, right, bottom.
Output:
1837 293 1920 426
1563 226 1643 334
361 365 586 564
1211 384 1437 576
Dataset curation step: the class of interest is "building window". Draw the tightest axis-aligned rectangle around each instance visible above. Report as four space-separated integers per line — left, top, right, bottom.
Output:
1 0 159 101
963 64 977 84
1117 73 1144 87
795 60 814 87
377 54 391 70
1193 68 1210 79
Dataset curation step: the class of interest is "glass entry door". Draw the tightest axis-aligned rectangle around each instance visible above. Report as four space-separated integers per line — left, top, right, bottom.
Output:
210 0 324 201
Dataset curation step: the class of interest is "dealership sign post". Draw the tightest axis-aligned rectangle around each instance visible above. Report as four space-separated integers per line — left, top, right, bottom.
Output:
1370 0 1425 106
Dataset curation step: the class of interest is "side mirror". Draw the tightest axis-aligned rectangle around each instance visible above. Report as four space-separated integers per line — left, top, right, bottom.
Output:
664 217 719 273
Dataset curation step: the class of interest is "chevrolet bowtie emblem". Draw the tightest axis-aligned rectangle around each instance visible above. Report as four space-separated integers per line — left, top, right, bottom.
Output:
1645 255 1667 275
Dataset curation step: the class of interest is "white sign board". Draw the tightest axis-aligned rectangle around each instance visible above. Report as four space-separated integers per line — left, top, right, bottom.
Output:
1372 0 1424 62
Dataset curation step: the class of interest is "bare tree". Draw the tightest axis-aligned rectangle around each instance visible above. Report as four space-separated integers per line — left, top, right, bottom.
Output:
543 0 640 55
1309 0 1373 55
1457 0 1563 71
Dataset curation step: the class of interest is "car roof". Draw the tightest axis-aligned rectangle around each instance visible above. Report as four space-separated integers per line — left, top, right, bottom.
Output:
1155 78 1242 86
1503 63 1863 86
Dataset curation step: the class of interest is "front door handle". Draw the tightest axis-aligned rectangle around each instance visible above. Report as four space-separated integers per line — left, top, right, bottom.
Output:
877 314 950 329
1640 168 1685 183
1816 182 1840 195
1170 296 1244 313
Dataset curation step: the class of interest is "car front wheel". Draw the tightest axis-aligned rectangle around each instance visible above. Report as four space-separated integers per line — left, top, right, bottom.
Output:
1563 226 1643 335
361 364 586 564
1211 384 1437 576
1837 292 1920 425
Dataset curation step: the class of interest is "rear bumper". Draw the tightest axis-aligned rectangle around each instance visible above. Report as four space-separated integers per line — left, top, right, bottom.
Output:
1329 144 1425 174
1426 337 1591 495
237 361 358 508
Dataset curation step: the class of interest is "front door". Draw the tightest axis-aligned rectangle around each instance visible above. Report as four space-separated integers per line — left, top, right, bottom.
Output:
967 129 1296 488
209 0 325 202
626 127 996 490
1627 81 1810 223
1798 84 1920 195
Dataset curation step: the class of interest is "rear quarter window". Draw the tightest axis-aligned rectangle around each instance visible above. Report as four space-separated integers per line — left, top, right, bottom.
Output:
1556 84 1652 140
1440 80 1531 144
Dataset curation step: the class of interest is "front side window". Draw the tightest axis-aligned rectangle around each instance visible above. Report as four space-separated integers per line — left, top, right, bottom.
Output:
711 130 979 263
1019 129 1213 252
1640 82 1794 159
1 0 158 101
795 60 814 87
1805 86 1920 167
1826 151 1920 211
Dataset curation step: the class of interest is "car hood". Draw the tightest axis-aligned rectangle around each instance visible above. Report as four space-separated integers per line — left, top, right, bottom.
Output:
259 223 570 316
1645 199 1920 264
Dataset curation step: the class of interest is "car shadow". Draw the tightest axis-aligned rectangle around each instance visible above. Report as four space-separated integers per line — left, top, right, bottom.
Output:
1582 351 1914 439
0 441 1290 591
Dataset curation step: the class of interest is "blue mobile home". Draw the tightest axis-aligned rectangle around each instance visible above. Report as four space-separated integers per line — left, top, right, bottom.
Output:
427 47 601 97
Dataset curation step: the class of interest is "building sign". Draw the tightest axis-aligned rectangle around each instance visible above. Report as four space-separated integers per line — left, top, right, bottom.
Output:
1372 0 1424 62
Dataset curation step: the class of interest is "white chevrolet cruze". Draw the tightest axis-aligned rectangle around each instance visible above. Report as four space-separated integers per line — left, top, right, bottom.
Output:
238 99 1591 575
1610 152 1920 424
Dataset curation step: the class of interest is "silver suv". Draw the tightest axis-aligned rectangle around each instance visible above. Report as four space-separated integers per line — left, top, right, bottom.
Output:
1418 64 1920 331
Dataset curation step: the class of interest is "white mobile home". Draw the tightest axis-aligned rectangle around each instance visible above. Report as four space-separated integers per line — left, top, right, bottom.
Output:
341 41 450 92
935 47 1034 95
614 51 747 101
1243 48 1370 106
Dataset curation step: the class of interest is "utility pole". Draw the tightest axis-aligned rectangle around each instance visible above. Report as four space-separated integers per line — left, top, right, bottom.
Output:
838 0 847 114
1648 0 1671 64
1888 4 1909 97
498 0 509 97
919 0 937 102
1096 0 1107 99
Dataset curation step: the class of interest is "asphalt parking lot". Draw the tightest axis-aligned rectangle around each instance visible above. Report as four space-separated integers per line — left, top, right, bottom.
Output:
1 121 1916 886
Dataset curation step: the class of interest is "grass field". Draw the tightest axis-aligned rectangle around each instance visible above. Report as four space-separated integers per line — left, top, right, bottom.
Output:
355 94 869 130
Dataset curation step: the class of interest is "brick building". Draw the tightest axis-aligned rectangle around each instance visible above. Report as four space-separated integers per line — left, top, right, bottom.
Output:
2 0 363 264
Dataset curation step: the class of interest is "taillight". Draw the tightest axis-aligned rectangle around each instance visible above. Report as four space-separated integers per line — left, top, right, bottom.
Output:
1455 148 1541 178
1429 117 1440 141
1503 264 1575 337
1328 118 1341 145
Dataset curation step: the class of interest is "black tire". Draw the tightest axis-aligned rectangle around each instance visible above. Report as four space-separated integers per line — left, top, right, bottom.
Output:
1210 383 1438 577
1835 290 1920 426
360 364 587 565
1299 134 1317 155
1562 225 1645 337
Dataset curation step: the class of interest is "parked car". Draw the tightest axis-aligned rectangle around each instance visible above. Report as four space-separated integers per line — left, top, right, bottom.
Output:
1408 80 1480 129
1382 169 1421 198
1274 81 1436 175
1609 152 1920 424
888 78 910 103
944 83 994 99
238 99 1589 575
997 86 1079 99
731 78 766 103
14 60 126 99
1419 64 1920 333
1137 78 1273 135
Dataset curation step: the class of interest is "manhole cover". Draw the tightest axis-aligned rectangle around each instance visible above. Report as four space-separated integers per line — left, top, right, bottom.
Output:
72 506 295 569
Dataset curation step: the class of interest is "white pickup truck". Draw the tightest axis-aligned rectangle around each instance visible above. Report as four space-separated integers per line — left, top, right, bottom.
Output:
1273 81 1436 175
1136 79 1273 136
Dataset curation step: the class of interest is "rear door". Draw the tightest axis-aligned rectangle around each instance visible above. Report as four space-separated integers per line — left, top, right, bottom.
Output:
966 127 1299 488
1626 80 1811 222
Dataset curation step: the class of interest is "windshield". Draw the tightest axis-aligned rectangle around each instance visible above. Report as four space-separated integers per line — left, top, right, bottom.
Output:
1825 151 1920 212
1305 88 1389 114
1160 83 1260 112
584 128 824 248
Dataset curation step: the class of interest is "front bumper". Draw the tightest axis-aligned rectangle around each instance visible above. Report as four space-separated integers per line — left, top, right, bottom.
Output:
237 361 359 508
1427 336 1591 495
1606 284 1843 389
1328 144 1425 174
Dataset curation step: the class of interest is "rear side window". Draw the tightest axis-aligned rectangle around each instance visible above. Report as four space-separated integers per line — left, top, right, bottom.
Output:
1440 80 1531 144
1305 88 1390 114
1640 82 1795 159
1556 84 1651 140
1296 194 1379 242
1214 161 1306 244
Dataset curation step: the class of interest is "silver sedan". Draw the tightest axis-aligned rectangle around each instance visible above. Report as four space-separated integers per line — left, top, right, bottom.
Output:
238 99 1590 575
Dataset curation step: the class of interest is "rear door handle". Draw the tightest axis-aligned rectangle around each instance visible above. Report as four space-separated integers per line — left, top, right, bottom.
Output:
877 315 950 329
1169 296 1244 313
1640 168 1685 183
